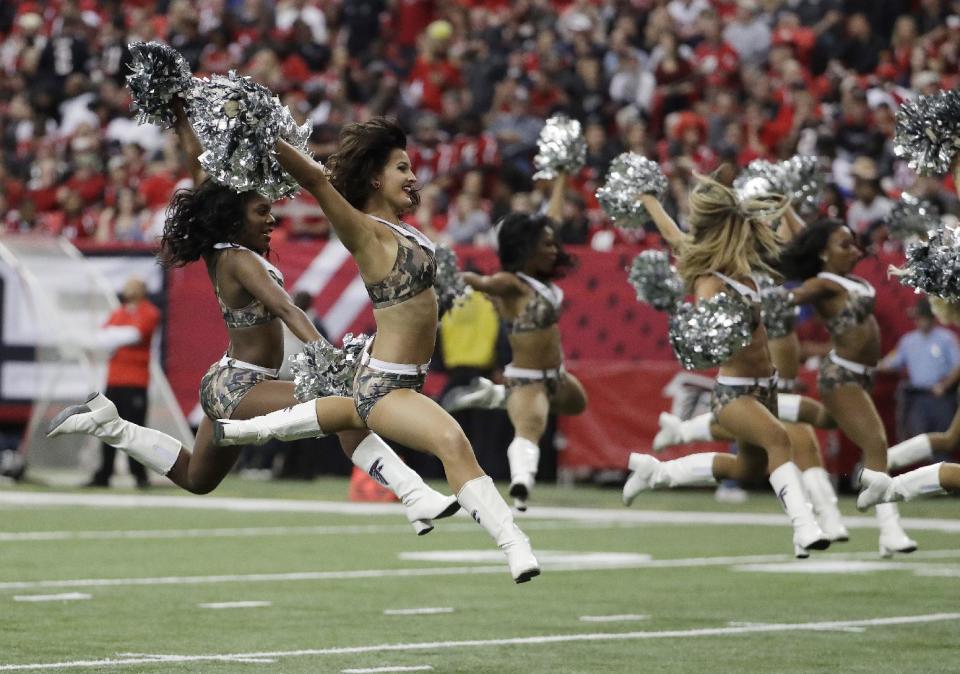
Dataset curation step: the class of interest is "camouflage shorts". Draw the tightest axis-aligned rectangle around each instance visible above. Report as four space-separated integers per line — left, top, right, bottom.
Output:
818 355 874 395
353 364 426 423
199 359 277 420
504 367 566 397
710 379 779 419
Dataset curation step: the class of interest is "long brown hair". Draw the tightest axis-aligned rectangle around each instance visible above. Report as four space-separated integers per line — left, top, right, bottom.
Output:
326 117 419 210
676 173 787 288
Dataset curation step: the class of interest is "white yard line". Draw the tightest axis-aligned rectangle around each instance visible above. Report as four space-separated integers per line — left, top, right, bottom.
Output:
0 520 637 543
12 593 90 603
0 613 957 671
382 608 454 616
0 549 956 592
727 621 864 634
198 601 271 609
578 614 649 623
342 667 433 673
1 492 957 533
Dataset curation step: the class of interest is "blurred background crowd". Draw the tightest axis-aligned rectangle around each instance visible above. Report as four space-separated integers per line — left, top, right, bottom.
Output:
3 0 960 252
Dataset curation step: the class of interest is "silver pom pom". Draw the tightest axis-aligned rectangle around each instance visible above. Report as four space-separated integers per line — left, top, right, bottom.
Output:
433 245 470 316
626 250 683 312
894 90 960 176
126 42 194 128
755 274 797 339
290 334 369 401
891 223 960 301
883 193 941 242
188 71 311 200
532 115 586 180
734 155 822 212
668 293 755 370
596 153 668 228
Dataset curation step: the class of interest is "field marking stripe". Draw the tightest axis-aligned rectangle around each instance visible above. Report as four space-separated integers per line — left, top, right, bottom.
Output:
0 549 956 591
0 613 957 671
198 601 271 609
12 593 90 603
579 614 649 622
1 492 957 533
342 667 433 673
383 608 454 616
0 520 637 543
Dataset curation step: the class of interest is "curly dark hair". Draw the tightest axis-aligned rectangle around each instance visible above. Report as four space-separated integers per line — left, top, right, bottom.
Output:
327 117 419 210
776 217 847 281
497 213 575 278
158 180 260 268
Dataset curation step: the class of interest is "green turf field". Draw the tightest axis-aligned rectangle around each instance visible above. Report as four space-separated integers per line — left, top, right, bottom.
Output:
0 478 957 673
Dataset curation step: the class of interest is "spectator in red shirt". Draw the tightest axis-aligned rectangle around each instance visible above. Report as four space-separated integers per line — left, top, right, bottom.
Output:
694 9 740 89
406 21 462 114
85 277 161 488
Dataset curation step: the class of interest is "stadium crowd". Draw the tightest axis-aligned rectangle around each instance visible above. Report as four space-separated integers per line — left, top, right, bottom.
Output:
1 0 959 250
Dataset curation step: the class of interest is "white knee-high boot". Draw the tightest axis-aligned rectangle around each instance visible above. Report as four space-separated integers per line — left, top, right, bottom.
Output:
653 413 714 451
47 393 180 475
769 462 830 558
622 452 717 506
457 475 540 583
801 467 849 542
506 437 540 511
350 434 459 535
876 502 918 557
855 469 920 556
214 402 325 446
886 435 933 470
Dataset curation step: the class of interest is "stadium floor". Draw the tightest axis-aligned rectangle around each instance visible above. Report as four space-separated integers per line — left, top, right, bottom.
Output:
0 478 957 673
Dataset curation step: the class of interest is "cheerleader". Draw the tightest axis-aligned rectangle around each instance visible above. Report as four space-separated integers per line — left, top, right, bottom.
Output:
623 168 830 557
778 218 917 556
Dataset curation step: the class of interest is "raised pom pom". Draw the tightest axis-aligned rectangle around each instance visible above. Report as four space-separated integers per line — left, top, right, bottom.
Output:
668 293 755 370
126 42 194 128
627 250 683 312
894 90 960 176
189 71 311 200
755 274 796 339
596 153 668 228
532 115 586 181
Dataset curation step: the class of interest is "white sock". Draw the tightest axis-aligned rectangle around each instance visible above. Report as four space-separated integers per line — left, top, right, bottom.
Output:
350 433 425 502
507 437 540 486
679 413 715 443
663 452 718 487
778 394 802 423
886 434 933 471
221 401 325 444
891 462 947 501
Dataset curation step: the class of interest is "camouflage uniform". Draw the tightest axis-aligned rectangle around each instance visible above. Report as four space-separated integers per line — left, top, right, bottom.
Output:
818 353 874 395
710 378 779 419
199 357 278 420
353 364 427 422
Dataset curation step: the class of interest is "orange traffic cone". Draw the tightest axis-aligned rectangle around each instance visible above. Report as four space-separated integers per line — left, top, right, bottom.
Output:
348 465 398 502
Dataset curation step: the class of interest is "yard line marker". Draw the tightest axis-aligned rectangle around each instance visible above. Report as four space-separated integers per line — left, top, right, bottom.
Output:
1 492 958 533
198 601 271 609
12 593 90 603
383 608 454 616
579 614 649 623
0 612 957 671
727 621 864 633
342 667 433 673
0 520 635 543
0 549 957 591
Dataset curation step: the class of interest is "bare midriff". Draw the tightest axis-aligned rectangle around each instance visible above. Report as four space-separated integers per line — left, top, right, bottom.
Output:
717 324 776 379
509 326 563 369
370 288 439 364
224 321 285 369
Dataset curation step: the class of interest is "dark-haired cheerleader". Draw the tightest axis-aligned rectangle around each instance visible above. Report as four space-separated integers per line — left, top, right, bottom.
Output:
778 218 916 556
49 103 458 535
445 175 587 510
216 116 539 582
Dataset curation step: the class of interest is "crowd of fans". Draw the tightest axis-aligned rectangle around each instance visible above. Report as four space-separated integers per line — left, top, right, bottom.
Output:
2 0 960 250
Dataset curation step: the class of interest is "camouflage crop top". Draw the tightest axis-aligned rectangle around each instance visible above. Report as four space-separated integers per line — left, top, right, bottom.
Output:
213 243 285 328
364 216 437 309
711 272 762 332
817 272 875 338
504 272 564 334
